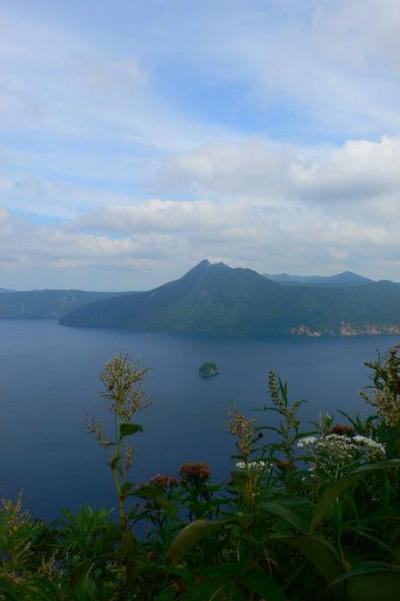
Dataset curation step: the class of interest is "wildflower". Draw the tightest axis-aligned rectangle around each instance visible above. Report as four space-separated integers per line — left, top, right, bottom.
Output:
235 460 271 472
323 433 353 444
101 354 151 419
124 443 133 471
179 462 211 483
1 495 30 532
151 474 179 488
361 348 400 426
353 435 385 455
226 406 255 463
315 434 355 460
84 416 113 448
297 436 317 448
303 430 386 479
329 424 355 437
39 552 59 579
268 370 302 430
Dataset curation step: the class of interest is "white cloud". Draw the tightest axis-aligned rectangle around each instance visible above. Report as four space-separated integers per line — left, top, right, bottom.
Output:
2 131 400 288
1 182 399 290
291 137 400 205
158 136 400 210
1 1 400 288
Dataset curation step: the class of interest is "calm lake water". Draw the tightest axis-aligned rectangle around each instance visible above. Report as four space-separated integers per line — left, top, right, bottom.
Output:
0 319 398 520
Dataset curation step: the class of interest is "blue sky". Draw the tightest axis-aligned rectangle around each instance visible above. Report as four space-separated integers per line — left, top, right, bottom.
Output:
1 0 400 289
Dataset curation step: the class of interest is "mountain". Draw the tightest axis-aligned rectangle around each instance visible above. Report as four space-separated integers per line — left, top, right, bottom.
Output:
0 289 122 319
61 260 285 334
60 260 400 336
263 271 374 286
0 288 14 293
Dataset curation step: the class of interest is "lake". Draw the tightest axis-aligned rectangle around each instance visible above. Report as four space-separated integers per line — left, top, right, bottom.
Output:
0 319 397 520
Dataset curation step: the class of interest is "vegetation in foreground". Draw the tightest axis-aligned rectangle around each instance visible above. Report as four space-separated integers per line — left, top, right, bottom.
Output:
2 348 400 600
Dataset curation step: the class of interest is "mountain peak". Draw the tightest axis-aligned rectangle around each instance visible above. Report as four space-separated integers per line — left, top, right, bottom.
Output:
264 271 374 287
184 259 210 276
197 259 211 268
183 259 231 278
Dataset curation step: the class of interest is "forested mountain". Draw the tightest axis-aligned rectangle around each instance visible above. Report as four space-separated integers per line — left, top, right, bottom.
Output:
60 260 400 336
0 290 121 319
263 271 373 286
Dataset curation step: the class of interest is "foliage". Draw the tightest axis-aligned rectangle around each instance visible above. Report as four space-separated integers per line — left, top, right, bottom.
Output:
2 348 400 599
198 362 219 377
0 289 118 319
361 346 400 427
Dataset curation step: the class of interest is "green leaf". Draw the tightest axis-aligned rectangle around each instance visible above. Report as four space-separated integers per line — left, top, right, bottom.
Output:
167 519 222 564
120 481 134 496
120 423 143 439
240 570 286 600
310 459 400 535
134 484 172 511
262 501 308 534
289 536 342 584
120 529 136 556
329 563 400 601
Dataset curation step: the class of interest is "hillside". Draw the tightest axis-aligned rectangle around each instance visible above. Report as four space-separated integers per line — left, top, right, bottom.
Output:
263 271 373 286
60 260 400 336
0 289 122 319
61 260 284 333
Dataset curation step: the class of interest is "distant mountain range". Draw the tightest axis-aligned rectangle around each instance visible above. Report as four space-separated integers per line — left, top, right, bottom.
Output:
0 290 121 319
263 271 373 286
2 261 400 337
59 260 400 337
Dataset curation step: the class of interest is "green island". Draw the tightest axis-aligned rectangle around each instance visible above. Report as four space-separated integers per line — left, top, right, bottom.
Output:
3 348 400 600
199 361 220 378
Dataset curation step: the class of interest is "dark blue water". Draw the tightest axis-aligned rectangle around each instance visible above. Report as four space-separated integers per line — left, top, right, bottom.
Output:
0 320 397 520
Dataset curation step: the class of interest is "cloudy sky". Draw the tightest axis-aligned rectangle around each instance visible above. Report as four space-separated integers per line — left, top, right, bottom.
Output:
1 0 400 290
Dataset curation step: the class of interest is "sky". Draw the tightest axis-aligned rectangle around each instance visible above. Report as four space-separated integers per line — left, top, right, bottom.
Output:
1 0 400 290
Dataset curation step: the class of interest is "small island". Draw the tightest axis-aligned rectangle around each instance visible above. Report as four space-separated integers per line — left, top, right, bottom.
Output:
199 362 220 378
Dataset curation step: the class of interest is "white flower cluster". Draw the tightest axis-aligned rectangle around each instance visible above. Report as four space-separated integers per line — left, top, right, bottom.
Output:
353 435 385 456
297 436 317 448
315 434 361 462
297 433 385 466
235 460 272 472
